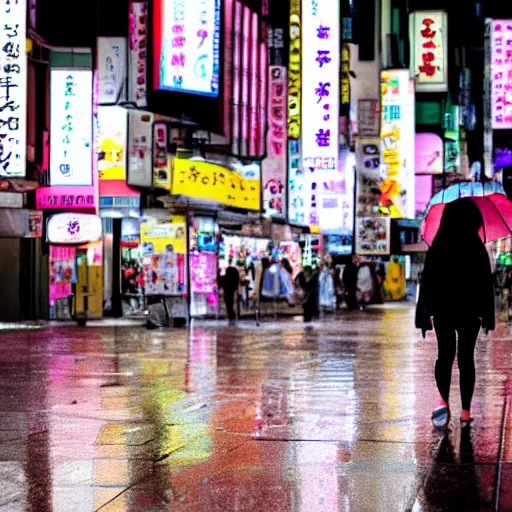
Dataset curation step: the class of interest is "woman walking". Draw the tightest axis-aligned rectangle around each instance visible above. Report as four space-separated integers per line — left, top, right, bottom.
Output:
416 198 495 428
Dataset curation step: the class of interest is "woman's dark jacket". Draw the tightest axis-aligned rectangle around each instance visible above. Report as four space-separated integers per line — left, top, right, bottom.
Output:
415 236 495 332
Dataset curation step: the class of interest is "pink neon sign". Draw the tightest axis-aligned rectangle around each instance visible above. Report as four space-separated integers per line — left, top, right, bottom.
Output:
231 1 242 154
241 6 250 155
249 12 259 156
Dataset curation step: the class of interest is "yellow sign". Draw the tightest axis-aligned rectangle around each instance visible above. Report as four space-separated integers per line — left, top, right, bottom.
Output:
140 216 186 254
288 2 301 139
97 106 127 180
172 159 261 211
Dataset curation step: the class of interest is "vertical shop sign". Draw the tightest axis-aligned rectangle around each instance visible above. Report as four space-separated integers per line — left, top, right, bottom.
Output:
301 0 340 230
340 44 351 148
50 70 93 186
0 0 27 177
262 66 287 217
380 70 415 219
127 110 153 187
410 11 448 92
249 12 259 156
96 106 127 180
356 137 381 217
491 20 512 129
97 37 127 105
231 0 242 154
258 41 267 156
152 122 169 189
128 2 148 108
358 99 380 136
288 0 301 139
223 0 233 140
240 6 250 156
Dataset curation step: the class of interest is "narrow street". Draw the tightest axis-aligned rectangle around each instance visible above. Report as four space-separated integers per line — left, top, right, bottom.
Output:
1 307 512 511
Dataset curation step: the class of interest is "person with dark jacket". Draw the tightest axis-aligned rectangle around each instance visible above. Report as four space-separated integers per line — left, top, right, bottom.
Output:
416 198 495 429
342 255 358 310
297 266 319 322
222 259 240 326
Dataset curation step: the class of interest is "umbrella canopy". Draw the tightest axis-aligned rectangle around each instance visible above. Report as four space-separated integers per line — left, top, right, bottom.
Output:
422 193 512 245
427 181 505 210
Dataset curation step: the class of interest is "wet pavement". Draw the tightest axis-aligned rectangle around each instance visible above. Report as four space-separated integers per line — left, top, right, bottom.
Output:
1 305 512 511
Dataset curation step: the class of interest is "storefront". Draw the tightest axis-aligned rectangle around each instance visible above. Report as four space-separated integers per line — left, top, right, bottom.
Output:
47 213 103 322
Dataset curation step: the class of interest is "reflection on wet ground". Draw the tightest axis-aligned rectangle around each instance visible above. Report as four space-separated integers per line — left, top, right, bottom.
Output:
0 307 512 511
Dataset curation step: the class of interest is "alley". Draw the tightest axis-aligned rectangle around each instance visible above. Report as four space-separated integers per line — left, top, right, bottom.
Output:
1 307 512 511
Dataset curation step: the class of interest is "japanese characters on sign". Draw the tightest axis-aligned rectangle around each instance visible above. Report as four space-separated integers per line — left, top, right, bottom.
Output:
491 20 512 129
36 187 96 210
288 0 301 139
380 70 415 219
128 2 148 108
154 0 221 97
301 0 341 231
0 0 27 177
262 66 287 217
47 213 102 245
127 110 153 187
97 37 127 105
410 11 448 92
172 158 261 211
50 70 93 186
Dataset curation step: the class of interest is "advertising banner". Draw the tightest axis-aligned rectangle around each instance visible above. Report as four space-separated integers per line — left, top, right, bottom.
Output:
356 137 381 217
127 110 153 187
490 20 512 129
172 158 261 211
262 66 287 217
128 2 148 107
410 11 448 92
288 0 301 139
97 106 128 181
36 186 96 210
153 0 221 97
415 133 443 174
0 0 27 177
47 213 102 244
50 70 93 186
152 122 170 189
301 0 341 231
380 70 415 219
97 37 127 105
355 217 391 256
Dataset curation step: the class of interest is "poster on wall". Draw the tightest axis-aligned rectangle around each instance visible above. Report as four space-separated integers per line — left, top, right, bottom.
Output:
356 217 391 256
410 11 448 92
301 0 341 230
358 100 380 137
140 218 187 296
97 37 127 105
356 137 381 217
152 0 221 97
47 213 102 245
415 133 443 174
490 20 512 129
262 66 287 217
0 0 27 177
128 2 148 107
380 70 415 219
97 106 128 180
50 70 93 186
127 110 153 187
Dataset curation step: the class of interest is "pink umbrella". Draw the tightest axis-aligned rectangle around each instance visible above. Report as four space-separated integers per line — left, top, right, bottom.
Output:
422 193 512 245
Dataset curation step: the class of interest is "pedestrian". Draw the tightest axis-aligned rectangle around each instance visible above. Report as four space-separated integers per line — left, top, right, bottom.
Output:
222 258 240 326
343 255 358 311
297 266 319 322
416 198 495 429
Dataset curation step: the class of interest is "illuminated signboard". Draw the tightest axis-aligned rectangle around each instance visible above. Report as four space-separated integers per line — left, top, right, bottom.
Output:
128 2 148 107
249 11 259 156
97 37 127 104
415 133 443 174
97 106 128 181
301 0 340 230
262 66 287 217
0 0 27 177
380 70 415 219
490 20 512 129
241 6 250 155
127 110 153 187
410 11 448 92
223 0 233 140
231 0 242 153
288 0 301 139
153 0 221 97
50 70 93 186
47 213 102 245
